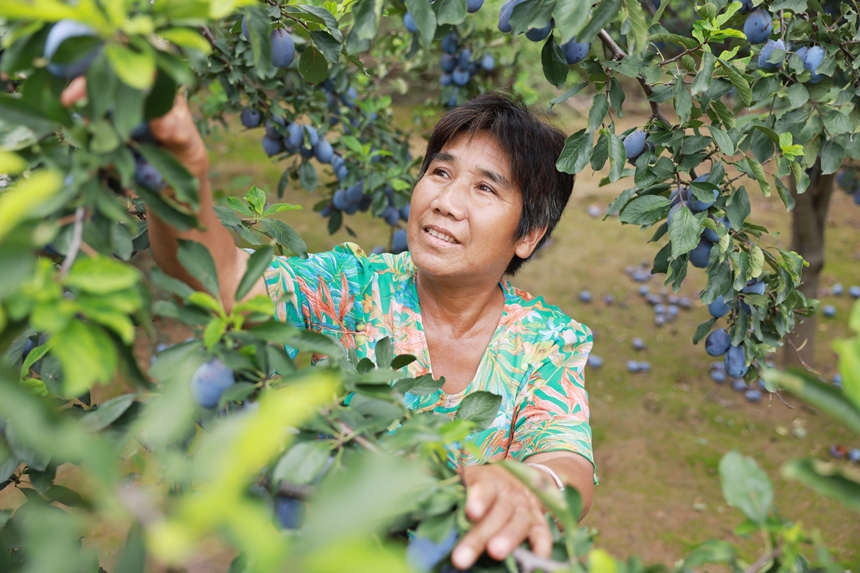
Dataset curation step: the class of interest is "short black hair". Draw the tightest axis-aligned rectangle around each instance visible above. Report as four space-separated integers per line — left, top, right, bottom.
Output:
420 91 574 275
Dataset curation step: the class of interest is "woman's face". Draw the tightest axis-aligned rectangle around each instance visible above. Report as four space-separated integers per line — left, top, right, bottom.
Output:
407 130 544 285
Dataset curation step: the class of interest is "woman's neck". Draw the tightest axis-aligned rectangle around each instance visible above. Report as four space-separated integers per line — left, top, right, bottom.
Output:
415 270 505 339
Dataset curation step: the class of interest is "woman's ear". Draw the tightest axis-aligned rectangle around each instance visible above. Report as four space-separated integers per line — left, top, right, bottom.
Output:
514 226 548 260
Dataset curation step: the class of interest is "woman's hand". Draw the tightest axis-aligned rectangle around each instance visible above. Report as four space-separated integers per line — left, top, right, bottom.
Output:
60 77 209 187
451 464 553 570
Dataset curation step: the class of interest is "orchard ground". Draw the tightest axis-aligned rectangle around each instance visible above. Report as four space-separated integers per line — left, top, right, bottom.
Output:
5 88 858 571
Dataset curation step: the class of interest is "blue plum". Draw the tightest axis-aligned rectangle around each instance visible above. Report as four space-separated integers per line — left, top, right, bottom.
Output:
626 360 640 373
452 68 470 86
341 86 358 107
703 216 730 242
383 206 400 226
403 12 418 33
705 328 731 356
262 135 283 157
689 174 718 211
732 378 748 392
498 0 527 33
392 229 408 253
833 283 844 295
850 286 860 298
265 116 285 138
400 204 410 221
744 9 773 44
285 122 303 149
406 528 459 573
441 32 459 54
579 291 592 303
525 20 553 42
738 0 755 14
624 129 648 163
744 389 762 402
467 0 484 12
314 139 333 164
481 53 495 71
711 369 727 383
300 146 314 159
135 160 165 191
44 20 100 79
689 238 713 268
725 345 749 378
708 295 731 318
802 46 826 82
270 29 295 68
638 361 651 373
849 449 860 463
346 183 364 203
758 39 786 69
458 49 472 69
190 359 236 408
440 54 457 73
822 305 836 317
240 107 261 128
274 496 306 530
741 279 765 294
22 339 36 360
370 246 386 255
333 189 349 211
561 38 590 65
440 73 453 86
587 355 604 369
242 15 250 41
632 338 646 351
302 125 319 148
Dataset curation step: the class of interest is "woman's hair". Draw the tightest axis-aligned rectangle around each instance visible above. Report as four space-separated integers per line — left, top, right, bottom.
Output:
420 91 575 275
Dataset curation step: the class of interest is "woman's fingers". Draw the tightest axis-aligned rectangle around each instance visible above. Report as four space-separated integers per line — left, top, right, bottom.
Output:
452 494 514 569
485 504 534 560
60 77 88 108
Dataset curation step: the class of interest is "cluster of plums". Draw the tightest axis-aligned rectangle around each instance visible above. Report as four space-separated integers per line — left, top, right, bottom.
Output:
498 0 591 64
436 33 495 101
242 111 336 164
701 279 768 378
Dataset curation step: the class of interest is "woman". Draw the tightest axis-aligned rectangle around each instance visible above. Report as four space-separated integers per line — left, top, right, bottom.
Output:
62 82 595 570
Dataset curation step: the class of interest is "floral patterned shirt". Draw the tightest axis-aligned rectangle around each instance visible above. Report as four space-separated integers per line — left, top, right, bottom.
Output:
261 242 595 475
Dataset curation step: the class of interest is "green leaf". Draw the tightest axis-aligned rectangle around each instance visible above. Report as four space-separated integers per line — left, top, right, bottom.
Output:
749 245 764 278
707 125 734 155
587 95 609 134
244 5 272 71
623 0 649 54
719 450 773 524
454 391 502 432
374 337 393 369
785 82 808 110
555 129 592 174
236 246 273 301
693 318 716 344
668 206 700 258
273 440 332 485
609 77 625 119
80 394 136 433
710 100 736 129
691 51 716 96
685 539 737 567
406 0 437 47
351 0 384 41
541 36 569 90
746 156 771 197
135 144 199 208
105 44 155 91
619 196 671 225
607 132 626 183
781 458 860 514
245 186 266 215
674 77 692 123
820 140 846 175
177 239 220 298
433 0 467 25
577 0 622 43
553 0 590 44
547 82 587 113
65 256 141 295
259 218 308 258
46 485 88 508
299 161 319 191
590 132 608 170
309 30 341 64
298 46 328 85
263 202 301 216
717 58 752 107
52 321 117 395
700 260 731 305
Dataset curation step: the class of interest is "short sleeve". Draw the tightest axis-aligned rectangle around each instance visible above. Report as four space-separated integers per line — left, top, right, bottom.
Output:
508 322 595 478
260 243 367 357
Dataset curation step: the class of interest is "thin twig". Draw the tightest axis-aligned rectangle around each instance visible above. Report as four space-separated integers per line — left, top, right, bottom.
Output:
512 547 573 573
659 40 706 67
771 391 794 409
597 30 671 126
59 207 86 277
785 335 815 372
337 420 381 454
742 547 781 573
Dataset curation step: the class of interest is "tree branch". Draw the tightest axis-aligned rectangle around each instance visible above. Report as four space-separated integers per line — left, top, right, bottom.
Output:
337 420 381 454
511 547 573 573
597 30 671 126
742 547 781 573
59 207 86 277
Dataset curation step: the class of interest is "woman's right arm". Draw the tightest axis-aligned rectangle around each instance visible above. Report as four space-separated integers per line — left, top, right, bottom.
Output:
61 78 268 313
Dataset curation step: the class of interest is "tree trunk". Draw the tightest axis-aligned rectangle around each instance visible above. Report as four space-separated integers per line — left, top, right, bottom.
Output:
784 157 836 368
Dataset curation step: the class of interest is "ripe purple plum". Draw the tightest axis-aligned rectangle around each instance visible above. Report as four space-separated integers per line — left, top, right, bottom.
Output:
403 11 418 33
498 0 527 33
744 9 773 44
190 359 236 408
705 328 731 357
240 107 261 128
467 0 484 12
270 29 295 68
708 295 731 318
725 345 749 379
689 238 713 268
44 20 100 79
759 39 786 69
561 38 590 65
802 46 826 83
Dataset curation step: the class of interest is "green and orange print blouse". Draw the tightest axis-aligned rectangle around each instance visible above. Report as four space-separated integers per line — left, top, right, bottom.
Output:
262 243 595 476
